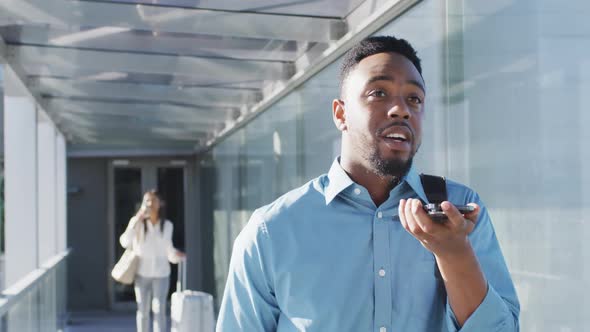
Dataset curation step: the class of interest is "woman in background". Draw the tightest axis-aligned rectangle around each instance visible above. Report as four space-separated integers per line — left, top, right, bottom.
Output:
120 189 185 332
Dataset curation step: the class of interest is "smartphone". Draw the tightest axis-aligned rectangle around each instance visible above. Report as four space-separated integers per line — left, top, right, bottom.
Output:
141 203 151 218
423 203 475 222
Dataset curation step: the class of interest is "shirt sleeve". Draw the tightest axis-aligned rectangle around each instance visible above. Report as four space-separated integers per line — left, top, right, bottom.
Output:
216 210 280 332
165 221 182 264
445 192 520 331
119 217 139 249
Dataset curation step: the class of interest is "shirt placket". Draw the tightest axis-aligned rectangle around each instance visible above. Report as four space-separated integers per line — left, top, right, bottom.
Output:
373 209 392 332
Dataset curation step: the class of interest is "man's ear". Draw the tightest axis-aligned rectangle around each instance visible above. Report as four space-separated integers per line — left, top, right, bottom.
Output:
332 99 347 131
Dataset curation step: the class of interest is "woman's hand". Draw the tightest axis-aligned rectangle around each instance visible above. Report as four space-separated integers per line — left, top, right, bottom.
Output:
133 205 149 222
176 250 186 260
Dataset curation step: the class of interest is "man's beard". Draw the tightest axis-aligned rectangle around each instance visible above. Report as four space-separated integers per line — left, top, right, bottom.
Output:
369 150 414 179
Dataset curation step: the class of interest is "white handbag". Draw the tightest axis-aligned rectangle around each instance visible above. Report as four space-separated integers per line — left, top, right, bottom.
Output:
111 222 141 284
111 248 139 285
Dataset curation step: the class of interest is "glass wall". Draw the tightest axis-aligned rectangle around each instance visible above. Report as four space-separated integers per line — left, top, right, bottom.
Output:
0 66 4 290
0 252 68 332
202 0 590 329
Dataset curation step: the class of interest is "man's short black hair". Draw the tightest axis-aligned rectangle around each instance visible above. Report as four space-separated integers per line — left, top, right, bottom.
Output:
339 36 422 96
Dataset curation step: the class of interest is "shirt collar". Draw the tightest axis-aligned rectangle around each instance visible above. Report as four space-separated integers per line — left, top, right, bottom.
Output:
325 158 354 205
324 158 430 205
402 167 430 203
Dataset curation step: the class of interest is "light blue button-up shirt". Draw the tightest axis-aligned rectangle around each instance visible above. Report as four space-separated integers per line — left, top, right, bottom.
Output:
217 159 520 331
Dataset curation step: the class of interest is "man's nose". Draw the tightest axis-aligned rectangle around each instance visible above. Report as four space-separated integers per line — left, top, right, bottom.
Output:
387 96 410 119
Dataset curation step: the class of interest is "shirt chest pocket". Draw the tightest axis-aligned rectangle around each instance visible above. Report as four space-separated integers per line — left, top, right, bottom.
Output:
394 256 445 321
389 230 446 321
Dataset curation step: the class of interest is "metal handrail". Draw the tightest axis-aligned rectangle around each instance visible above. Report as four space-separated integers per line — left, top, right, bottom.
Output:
0 249 70 317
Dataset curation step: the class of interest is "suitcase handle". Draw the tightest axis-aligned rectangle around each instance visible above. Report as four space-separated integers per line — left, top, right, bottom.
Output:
176 258 186 292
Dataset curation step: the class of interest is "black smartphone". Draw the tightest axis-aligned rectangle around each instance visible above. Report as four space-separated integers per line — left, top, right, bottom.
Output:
423 203 475 222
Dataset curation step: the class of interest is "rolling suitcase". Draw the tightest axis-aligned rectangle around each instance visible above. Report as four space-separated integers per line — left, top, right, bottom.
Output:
171 260 215 332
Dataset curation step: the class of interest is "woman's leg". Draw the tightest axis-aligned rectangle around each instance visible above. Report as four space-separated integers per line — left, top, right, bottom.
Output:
134 276 152 332
151 276 170 332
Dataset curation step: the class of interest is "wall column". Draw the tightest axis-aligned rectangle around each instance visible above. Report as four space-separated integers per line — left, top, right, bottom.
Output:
3 66 38 287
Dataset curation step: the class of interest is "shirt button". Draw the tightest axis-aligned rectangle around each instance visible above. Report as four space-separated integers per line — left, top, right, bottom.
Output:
377 211 383 219
378 269 386 277
354 188 361 195
380 327 387 332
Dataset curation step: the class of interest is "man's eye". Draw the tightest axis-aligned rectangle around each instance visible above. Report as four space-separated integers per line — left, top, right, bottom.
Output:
369 90 386 98
407 96 423 105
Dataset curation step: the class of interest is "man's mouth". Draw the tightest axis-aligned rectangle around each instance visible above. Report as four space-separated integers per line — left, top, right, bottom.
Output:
379 125 412 151
384 132 408 142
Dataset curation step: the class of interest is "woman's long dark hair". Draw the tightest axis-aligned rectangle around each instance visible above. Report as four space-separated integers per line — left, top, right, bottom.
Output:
143 189 165 234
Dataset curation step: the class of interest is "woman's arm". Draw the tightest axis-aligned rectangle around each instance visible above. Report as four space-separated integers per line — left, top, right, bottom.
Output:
119 216 140 248
165 221 185 263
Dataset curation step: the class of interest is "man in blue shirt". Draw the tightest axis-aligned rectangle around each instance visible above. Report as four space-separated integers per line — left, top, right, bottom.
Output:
216 36 520 331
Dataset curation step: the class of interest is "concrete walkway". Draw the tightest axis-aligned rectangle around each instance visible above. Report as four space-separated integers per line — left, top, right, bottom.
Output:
65 311 140 332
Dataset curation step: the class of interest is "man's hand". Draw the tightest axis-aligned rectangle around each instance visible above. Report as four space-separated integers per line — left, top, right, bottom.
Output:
399 198 487 326
398 199 479 258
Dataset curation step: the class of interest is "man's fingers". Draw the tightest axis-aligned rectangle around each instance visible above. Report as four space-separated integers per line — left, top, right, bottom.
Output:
464 203 480 223
404 199 423 235
440 201 464 227
410 199 434 234
398 199 408 230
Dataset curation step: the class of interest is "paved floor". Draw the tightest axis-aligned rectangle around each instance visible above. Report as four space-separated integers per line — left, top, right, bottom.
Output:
64 311 145 332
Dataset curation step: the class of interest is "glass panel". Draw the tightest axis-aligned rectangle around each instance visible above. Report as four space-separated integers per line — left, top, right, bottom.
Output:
0 26 305 63
300 61 341 180
202 1 590 330
1 254 67 332
444 1 590 330
1 66 4 276
1 162 4 258
157 167 185 297
0 65 3 158
84 0 365 17
113 167 142 303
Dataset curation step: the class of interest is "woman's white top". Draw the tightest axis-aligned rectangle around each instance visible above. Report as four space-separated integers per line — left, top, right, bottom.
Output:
120 217 181 278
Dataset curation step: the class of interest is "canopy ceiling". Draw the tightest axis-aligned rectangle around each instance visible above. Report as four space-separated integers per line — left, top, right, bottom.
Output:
0 0 414 155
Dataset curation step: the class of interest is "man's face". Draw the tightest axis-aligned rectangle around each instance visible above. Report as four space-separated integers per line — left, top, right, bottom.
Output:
338 52 425 177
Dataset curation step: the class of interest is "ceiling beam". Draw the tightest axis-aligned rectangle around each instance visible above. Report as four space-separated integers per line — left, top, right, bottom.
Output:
55 110 218 131
0 0 346 42
63 122 207 141
30 77 261 108
62 120 207 137
0 25 306 62
67 131 202 145
44 98 231 124
9 45 291 79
